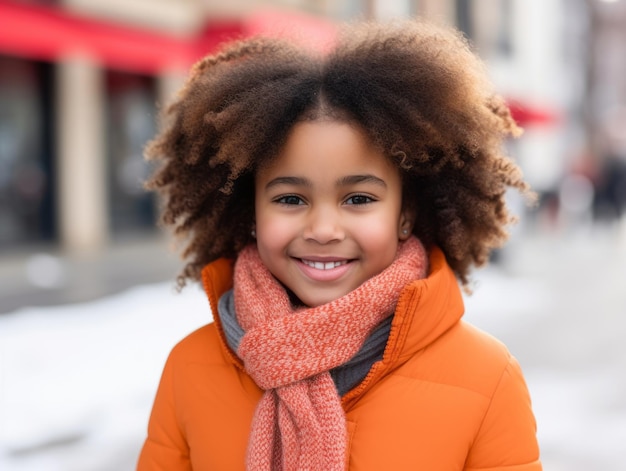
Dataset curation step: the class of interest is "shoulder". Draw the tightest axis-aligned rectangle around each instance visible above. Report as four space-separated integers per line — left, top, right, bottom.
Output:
166 323 225 367
446 320 515 389
447 320 511 368
401 320 518 399
161 322 250 403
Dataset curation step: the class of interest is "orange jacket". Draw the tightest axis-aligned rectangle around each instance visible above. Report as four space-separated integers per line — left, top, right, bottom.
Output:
137 248 542 470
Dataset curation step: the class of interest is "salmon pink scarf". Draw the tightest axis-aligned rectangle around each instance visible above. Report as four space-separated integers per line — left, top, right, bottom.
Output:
234 237 428 471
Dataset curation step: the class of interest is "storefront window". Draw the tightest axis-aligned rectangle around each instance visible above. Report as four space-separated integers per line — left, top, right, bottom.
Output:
0 56 55 250
105 71 157 237
463 0 514 59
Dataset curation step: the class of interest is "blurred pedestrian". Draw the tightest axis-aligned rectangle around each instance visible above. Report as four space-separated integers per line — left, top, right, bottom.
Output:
137 19 541 471
594 151 626 222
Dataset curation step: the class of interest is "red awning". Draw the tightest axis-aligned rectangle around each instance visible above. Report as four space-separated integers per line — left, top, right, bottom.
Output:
507 99 561 127
241 9 336 52
0 2 561 128
0 2 336 74
0 1 198 73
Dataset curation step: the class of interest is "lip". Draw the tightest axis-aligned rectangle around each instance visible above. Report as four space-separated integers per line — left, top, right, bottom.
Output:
293 257 354 282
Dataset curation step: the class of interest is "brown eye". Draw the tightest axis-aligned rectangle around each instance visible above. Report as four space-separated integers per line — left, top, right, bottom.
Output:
277 195 304 205
345 194 373 205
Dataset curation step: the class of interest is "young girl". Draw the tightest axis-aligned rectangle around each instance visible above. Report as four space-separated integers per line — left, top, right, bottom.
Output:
137 19 542 471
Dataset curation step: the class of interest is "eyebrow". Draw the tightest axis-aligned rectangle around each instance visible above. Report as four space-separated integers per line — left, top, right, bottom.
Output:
265 174 387 190
337 174 387 188
265 176 311 190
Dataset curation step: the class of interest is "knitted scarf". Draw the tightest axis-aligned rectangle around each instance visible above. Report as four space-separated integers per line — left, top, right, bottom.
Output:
234 236 428 471
219 289 394 396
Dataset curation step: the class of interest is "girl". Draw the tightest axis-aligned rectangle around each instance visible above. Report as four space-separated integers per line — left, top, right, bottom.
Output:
137 19 542 471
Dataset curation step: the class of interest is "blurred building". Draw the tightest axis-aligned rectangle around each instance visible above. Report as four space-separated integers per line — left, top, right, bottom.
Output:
586 0 626 221
2 0 616 258
1 0 202 254
0 0 338 255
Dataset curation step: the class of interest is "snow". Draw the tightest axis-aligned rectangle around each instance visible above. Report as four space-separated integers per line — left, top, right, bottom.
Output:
0 282 209 471
1 259 625 470
464 263 626 471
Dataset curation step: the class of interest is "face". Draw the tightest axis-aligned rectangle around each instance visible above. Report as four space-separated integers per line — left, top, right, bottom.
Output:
254 120 413 307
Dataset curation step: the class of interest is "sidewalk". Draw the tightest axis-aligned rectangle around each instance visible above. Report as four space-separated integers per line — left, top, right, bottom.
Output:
0 236 182 315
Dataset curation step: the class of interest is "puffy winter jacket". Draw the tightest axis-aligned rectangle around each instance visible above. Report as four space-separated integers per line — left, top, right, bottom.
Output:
137 247 542 470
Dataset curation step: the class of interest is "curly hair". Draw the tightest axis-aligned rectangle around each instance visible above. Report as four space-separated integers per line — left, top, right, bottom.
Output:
146 19 532 288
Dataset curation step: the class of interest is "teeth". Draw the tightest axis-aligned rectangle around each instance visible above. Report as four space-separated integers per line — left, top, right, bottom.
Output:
302 259 347 270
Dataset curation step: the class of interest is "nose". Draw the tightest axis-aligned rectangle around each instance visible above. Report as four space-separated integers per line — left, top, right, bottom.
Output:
302 205 345 244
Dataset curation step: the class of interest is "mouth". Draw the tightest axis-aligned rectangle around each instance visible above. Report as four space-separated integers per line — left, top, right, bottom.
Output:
294 257 353 282
300 259 349 270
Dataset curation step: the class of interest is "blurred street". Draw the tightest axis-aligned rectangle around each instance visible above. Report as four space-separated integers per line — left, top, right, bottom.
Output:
465 223 626 471
1 223 626 470
0 236 182 315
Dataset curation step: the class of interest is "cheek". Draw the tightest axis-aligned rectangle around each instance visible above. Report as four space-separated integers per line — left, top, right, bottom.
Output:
353 214 402 256
364 207 401 234
255 214 295 251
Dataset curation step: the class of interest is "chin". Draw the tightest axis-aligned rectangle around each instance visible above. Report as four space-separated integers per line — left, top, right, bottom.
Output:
300 290 350 308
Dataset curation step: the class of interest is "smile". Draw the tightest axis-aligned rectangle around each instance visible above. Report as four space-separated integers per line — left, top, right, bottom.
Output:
300 259 348 270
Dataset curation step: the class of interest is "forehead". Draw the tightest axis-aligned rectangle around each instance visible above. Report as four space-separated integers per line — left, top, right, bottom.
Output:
256 120 399 182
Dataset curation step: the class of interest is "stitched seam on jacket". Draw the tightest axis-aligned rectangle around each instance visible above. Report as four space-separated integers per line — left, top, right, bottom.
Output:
389 373 497 400
466 354 515 458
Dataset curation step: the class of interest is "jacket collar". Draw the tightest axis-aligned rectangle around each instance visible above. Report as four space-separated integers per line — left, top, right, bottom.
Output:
200 258 241 369
200 246 465 387
385 246 464 364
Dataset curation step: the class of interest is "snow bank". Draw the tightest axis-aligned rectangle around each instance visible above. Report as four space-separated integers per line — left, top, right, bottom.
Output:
0 282 209 471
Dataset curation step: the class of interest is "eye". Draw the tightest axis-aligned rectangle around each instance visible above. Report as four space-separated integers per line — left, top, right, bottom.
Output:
275 195 305 205
345 194 374 205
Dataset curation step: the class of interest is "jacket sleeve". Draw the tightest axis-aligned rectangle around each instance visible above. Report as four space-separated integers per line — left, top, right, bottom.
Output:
136 349 192 471
464 356 542 471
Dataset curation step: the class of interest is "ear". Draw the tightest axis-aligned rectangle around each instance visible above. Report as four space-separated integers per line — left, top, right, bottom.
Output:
398 208 415 241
